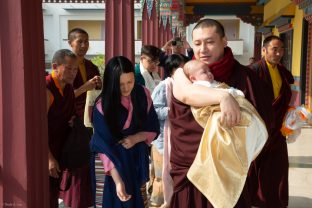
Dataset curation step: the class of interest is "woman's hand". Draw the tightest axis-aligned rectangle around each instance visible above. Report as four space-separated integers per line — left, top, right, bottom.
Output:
110 167 132 201
48 154 60 178
119 132 146 149
119 135 138 149
219 93 241 127
116 181 132 202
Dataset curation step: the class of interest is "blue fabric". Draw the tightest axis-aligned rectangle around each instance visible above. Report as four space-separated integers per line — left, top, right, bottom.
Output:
90 84 160 208
134 64 146 86
151 80 169 154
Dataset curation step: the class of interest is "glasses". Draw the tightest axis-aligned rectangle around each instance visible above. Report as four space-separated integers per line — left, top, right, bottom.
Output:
145 57 160 66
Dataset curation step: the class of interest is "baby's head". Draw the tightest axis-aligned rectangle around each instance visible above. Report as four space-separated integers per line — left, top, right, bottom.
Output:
183 60 214 83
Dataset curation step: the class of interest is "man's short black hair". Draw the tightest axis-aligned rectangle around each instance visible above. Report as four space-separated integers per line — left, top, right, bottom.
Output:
262 35 283 47
192 18 225 38
52 49 77 66
141 45 162 61
68 28 88 43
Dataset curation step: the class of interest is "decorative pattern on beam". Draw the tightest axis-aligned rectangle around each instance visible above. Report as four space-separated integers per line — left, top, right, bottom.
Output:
43 0 105 2
186 4 253 15
185 4 263 15
237 14 263 26
268 15 293 27
292 0 312 22
42 0 141 3
256 25 274 34
185 14 203 26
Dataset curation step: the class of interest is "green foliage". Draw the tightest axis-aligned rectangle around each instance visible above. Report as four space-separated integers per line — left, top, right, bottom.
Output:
91 54 105 76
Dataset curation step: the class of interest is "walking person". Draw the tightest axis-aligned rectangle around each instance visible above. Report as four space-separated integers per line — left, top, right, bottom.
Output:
248 35 294 208
90 56 160 208
61 27 101 208
46 49 78 208
168 18 272 208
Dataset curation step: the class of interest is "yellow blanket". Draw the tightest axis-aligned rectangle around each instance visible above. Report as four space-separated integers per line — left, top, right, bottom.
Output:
187 96 268 208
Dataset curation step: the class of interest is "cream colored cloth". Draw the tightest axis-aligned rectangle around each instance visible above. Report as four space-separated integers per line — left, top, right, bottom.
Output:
84 89 101 128
140 62 161 93
187 96 268 208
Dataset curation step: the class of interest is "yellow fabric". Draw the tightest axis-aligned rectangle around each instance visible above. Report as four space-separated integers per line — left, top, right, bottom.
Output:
51 70 63 96
266 60 282 99
79 60 87 83
187 96 268 208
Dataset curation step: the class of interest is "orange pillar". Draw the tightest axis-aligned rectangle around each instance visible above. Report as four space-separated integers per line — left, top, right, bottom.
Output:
105 0 135 63
0 0 49 207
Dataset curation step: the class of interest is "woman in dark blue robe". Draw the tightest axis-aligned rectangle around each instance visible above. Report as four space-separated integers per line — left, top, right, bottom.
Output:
90 56 159 208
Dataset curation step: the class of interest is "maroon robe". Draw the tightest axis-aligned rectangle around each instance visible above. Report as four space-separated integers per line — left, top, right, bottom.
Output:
61 59 97 207
46 74 75 208
73 58 100 119
169 49 272 208
248 58 294 208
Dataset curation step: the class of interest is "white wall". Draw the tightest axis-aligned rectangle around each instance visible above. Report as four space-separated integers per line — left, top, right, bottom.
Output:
43 3 142 64
185 15 255 65
43 5 255 66
238 21 255 65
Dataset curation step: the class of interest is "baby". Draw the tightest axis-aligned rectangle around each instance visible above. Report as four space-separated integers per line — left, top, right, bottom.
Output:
183 60 268 208
183 59 244 97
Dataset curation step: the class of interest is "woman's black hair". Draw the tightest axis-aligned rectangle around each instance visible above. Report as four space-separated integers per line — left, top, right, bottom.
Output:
98 56 144 142
164 54 186 78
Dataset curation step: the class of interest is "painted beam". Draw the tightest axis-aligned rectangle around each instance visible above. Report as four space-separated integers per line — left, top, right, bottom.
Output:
185 0 257 4
186 4 253 15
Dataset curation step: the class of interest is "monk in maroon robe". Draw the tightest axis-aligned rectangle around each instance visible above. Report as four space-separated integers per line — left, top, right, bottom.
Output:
73 58 100 119
68 28 101 120
248 35 294 208
46 49 77 208
168 19 273 208
60 28 101 208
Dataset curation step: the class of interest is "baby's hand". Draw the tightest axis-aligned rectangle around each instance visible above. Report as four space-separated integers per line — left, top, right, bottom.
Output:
116 181 131 202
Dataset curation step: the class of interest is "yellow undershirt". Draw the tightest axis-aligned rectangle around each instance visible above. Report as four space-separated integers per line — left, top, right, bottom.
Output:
79 60 87 83
266 60 282 99
49 70 64 105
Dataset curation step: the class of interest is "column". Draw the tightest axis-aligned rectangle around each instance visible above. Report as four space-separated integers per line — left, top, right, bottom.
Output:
152 1 159 47
0 0 49 207
105 0 135 63
142 0 159 46
254 32 262 62
142 2 149 45
159 19 165 48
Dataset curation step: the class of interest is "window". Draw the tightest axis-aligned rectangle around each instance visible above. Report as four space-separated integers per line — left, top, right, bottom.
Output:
68 20 104 40
136 20 142 40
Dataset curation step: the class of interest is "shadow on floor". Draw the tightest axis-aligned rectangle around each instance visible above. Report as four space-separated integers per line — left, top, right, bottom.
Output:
289 156 312 168
289 196 312 208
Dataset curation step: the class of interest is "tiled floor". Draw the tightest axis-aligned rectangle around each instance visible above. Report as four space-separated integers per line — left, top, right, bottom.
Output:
288 127 312 208
59 127 312 208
